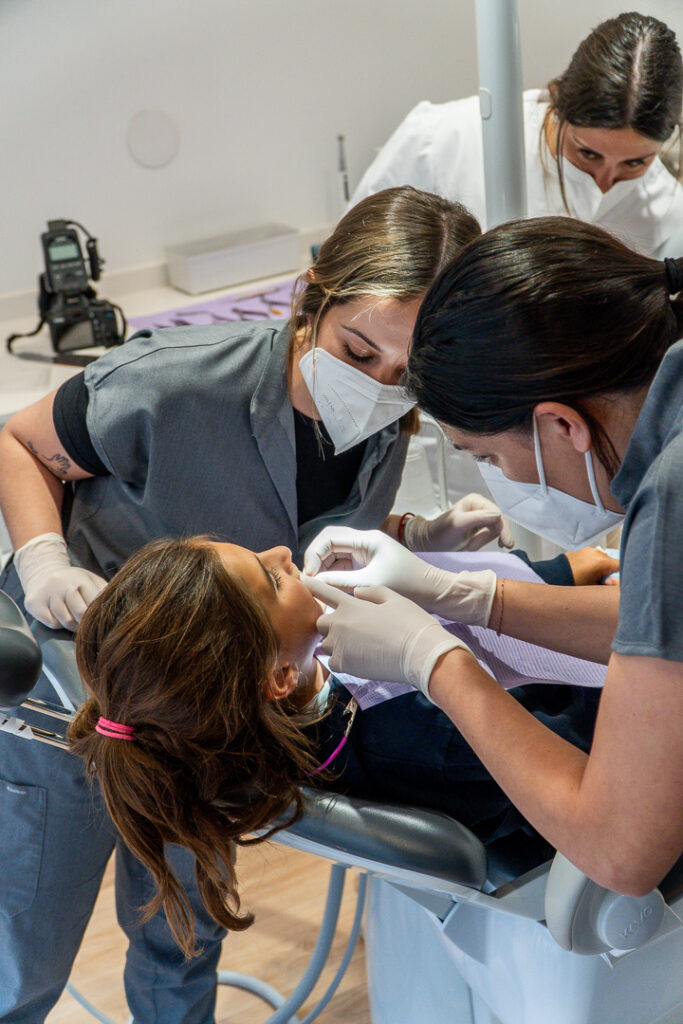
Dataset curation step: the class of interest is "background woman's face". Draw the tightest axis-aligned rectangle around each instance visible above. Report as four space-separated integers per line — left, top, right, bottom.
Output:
209 542 322 665
562 124 663 192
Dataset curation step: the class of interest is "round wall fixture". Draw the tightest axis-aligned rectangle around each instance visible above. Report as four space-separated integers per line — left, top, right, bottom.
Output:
126 110 180 168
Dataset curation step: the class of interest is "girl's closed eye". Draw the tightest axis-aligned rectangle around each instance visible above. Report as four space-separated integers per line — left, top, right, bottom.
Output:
343 342 374 364
269 568 282 590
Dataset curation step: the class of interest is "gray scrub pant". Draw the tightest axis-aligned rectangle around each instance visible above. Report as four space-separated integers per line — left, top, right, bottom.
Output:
0 564 226 1024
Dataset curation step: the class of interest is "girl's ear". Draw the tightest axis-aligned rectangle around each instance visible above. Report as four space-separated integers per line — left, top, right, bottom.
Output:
264 663 299 702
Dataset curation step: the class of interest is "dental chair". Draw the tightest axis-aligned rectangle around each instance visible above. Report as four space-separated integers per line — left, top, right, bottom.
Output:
1 590 682 1024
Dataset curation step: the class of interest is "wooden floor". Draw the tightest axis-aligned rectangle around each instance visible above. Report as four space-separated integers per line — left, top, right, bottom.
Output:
47 844 371 1024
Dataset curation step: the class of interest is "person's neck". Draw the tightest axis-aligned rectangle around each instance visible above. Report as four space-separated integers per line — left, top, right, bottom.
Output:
598 387 649 463
288 327 320 419
593 387 650 509
290 653 328 710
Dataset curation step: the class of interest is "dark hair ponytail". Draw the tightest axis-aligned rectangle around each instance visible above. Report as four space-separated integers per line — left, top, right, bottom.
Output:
406 217 683 470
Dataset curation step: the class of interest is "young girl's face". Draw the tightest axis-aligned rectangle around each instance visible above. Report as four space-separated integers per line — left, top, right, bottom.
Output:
209 542 323 666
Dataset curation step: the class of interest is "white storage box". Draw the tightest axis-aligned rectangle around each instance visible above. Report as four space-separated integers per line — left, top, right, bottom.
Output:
166 223 300 294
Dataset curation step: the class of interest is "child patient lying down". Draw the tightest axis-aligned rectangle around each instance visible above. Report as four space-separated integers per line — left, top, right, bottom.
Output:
69 537 608 955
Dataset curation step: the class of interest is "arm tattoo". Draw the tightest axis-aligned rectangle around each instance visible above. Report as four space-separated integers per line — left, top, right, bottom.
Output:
26 439 72 477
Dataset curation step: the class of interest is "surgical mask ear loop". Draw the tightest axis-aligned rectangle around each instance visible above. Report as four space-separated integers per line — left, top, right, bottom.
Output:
584 448 607 512
536 417 607 511
532 418 549 495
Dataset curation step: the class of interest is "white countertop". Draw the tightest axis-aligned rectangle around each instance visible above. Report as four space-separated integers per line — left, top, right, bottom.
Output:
0 271 297 421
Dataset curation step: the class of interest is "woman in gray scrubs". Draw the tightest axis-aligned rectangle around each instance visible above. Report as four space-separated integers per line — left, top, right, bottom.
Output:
0 187 508 1024
307 217 683 898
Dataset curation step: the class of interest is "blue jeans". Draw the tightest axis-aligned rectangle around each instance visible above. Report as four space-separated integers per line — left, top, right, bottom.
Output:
0 562 226 1024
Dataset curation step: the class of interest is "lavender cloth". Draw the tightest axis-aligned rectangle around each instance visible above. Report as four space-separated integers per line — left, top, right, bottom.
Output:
128 278 297 331
317 551 606 710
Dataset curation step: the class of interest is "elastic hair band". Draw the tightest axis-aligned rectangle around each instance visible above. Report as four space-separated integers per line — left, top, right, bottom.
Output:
95 716 135 741
664 257 683 295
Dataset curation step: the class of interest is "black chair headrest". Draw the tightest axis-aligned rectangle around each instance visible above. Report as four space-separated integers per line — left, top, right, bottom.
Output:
0 591 43 709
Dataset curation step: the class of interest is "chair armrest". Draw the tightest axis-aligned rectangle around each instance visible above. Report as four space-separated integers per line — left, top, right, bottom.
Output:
545 851 667 954
0 591 42 708
278 788 488 891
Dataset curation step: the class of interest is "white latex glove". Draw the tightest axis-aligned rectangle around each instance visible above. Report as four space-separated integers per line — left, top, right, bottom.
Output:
403 493 515 553
13 532 108 631
304 527 497 626
303 576 474 700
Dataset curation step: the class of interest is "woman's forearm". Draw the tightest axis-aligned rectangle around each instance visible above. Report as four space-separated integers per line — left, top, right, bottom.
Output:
0 428 65 548
429 647 683 894
382 513 401 541
0 392 94 551
430 648 589 860
491 579 619 663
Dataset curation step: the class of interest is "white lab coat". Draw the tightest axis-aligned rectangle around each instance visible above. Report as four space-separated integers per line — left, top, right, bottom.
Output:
351 90 683 256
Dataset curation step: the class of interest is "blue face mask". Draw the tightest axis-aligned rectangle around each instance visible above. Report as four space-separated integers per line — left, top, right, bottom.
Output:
476 419 624 549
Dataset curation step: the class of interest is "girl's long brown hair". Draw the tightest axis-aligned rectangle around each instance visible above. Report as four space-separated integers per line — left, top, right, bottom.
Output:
69 538 316 957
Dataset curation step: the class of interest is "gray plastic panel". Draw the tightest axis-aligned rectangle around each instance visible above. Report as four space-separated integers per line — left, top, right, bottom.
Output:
39 639 84 711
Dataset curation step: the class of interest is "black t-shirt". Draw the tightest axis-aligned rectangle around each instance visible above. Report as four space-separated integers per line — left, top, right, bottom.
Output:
53 375 366 526
293 410 366 525
52 372 108 475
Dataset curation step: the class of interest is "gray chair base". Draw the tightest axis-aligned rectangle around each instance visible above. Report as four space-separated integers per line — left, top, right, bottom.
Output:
64 864 366 1024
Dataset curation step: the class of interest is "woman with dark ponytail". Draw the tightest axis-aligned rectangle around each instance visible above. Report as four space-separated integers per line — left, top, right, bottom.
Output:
307 219 683 897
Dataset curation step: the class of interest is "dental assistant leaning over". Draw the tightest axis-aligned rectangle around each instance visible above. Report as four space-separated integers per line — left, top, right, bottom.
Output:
353 11 683 257
305 218 683 896
0 187 510 1024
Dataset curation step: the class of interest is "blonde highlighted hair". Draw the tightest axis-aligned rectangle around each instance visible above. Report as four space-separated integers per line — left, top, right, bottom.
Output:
290 186 481 434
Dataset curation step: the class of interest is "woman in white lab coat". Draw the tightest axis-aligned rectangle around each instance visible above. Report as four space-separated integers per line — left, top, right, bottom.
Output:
352 11 683 256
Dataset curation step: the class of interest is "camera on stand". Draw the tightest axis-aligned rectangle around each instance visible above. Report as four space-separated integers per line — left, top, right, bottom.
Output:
7 220 126 364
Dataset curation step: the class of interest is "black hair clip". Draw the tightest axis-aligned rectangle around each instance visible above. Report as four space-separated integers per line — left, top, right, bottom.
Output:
664 257 683 295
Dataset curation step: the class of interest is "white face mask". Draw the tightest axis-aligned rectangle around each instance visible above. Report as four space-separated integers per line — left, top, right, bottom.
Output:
561 158 640 222
476 419 624 549
299 347 415 455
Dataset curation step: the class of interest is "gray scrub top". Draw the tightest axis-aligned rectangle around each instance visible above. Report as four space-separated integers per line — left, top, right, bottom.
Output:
611 339 683 661
65 321 408 577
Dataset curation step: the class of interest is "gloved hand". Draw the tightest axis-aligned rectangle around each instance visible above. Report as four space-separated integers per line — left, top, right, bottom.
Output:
303 576 475 700
304 527 497 626
402 493 515 553
13 532 108 631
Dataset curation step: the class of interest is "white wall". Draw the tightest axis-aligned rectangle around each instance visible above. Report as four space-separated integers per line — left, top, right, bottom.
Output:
2 0 683 297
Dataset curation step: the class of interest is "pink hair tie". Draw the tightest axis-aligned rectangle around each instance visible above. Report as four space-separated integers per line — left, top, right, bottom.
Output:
95 716 136 741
